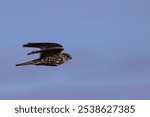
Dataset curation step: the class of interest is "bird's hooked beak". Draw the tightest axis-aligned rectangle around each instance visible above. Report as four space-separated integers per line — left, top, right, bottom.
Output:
70 55 72 59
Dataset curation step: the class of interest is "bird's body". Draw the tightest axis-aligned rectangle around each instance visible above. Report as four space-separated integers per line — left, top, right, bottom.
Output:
16 42 72 66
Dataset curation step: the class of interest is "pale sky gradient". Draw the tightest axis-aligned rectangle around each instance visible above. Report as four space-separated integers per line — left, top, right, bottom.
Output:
0 0 150 99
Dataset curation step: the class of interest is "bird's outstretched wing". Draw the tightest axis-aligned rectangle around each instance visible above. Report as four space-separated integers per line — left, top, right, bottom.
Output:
23 42 63 49
23 42 64 58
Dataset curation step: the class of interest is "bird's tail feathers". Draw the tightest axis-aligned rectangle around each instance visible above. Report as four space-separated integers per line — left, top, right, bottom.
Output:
16 59 39 66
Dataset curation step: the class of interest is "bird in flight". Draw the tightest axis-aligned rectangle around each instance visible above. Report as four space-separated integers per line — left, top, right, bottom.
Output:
16 42 72 66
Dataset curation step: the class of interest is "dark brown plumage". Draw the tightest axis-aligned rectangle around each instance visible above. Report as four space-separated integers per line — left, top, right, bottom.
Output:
16 42 72 66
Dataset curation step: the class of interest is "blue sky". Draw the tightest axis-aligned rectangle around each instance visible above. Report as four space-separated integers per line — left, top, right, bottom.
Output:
0 0 150 99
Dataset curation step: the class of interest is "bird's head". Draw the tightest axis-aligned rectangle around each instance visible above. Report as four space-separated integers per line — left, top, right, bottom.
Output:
61 53 72 62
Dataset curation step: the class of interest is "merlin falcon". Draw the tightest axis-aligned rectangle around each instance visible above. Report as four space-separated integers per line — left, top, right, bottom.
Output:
16 42 72 66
